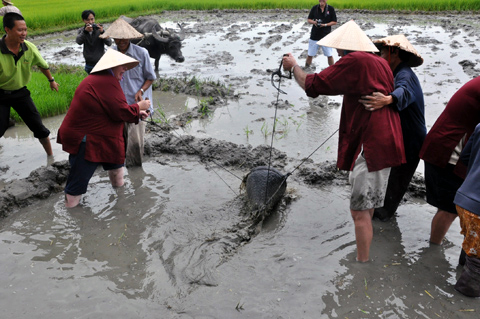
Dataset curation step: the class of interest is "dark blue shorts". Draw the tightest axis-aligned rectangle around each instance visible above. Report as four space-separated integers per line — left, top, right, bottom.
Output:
64 142 124 196
425 162 464 214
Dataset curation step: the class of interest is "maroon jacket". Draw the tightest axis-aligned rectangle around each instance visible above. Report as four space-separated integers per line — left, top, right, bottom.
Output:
57 71 140 164
420 76 480 178
305 51 405 172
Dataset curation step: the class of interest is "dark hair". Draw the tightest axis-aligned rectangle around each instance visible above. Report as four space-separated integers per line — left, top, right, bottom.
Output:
3 12 24 31
377 45 411 63
81 10 95 20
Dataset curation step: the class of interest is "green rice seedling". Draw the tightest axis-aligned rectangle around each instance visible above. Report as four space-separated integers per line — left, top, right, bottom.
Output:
198 97 213 117
156 104 171 124
10 64 85 122
261 121 271 138
244 125 253 139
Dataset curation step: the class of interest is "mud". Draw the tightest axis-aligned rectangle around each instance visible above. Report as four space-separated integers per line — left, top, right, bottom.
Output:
1 9 480 319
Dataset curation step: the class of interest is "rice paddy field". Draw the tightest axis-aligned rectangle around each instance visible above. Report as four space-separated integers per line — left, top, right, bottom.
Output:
13 0 480 34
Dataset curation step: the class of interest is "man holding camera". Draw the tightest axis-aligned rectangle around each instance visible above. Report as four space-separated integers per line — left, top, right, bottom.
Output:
306 0 337 68
76 9 112 74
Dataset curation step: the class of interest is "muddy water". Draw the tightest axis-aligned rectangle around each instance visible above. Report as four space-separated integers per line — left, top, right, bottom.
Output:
1 10 480 318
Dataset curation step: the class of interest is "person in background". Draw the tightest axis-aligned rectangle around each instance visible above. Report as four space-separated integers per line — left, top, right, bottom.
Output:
306 0 337 68
76 9 112 74
0 0 21 16
283 20 405 262
359 34 426 222
0 12 58 156
100 18 156 167
419 76 480 247
454 123 480 298
57 49 151 208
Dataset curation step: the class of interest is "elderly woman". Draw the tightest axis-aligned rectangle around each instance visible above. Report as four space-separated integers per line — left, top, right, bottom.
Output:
57 49 151 208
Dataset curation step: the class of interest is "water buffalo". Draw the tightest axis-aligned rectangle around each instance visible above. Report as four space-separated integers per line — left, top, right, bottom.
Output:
121 16 185 71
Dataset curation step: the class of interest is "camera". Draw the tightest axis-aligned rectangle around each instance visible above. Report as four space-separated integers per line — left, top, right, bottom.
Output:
86 23 99 30
315 19 324 27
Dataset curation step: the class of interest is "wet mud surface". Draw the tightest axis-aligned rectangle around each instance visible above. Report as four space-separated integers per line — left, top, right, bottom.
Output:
1 9 480 318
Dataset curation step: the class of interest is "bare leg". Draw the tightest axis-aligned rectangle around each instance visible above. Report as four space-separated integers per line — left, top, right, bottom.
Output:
109 167 124 187
39 137 53 156
65 194 81 208
305 56 313 67
327 56 334 66
430 209 458 244
351 208 374 262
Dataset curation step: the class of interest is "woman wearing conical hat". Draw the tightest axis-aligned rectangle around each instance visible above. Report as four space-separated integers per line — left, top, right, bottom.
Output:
359 34 426 223
57 49 151 208
282 20 405 263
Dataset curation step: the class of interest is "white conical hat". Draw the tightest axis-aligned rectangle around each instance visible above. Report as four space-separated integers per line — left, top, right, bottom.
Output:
99 17 143 39
91 48 139 74
373 34 423 67
317 20 378 53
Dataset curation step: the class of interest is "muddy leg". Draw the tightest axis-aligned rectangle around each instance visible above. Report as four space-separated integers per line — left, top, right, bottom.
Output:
305 56 313 67
351 208 374 262
327 56 334 66
430 209 457 244
39 137 53 156
109 167 124 187
65 194 81 208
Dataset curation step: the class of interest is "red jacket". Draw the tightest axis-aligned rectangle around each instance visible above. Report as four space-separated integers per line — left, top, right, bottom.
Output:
57 71 140 164
305 52 405 172
419 76 480 178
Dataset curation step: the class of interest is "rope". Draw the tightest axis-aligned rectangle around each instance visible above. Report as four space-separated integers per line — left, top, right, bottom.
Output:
149 118 242 196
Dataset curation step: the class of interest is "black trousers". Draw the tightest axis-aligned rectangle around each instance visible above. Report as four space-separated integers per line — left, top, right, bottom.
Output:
0 87 50 139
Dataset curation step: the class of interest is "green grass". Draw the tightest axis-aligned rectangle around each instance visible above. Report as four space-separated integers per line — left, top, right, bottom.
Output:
10 65 85 122
10 0 480 35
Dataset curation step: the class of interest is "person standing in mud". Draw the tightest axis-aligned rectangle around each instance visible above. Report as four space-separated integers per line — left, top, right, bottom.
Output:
454 123 480 298
358 35 426 222
282 20 405 262
0 0 21 16
419 76 480 247
100 18 156 167
57 49 151 208
306 0 337 68
76 9 112 74
0 12 59 156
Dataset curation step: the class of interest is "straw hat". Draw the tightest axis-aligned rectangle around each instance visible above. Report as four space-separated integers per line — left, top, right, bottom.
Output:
91 48 139 73
99 17 143 40
317 20 378 53
373 34 423 67
3 0 14 5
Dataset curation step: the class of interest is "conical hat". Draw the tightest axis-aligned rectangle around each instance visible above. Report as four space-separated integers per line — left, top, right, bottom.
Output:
373 34 423 67
4 0 14 5
317 20 378 53
99 17 143 39
91 48 139 74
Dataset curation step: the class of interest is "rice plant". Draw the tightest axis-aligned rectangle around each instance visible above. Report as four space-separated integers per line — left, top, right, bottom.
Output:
15 0 480 35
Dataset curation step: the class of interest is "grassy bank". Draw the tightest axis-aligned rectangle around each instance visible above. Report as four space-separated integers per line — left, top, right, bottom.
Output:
13 0 480 35
10 65 85 122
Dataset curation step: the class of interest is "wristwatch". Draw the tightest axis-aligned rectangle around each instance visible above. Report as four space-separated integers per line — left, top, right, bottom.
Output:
48 77 55 83
140 88 144 94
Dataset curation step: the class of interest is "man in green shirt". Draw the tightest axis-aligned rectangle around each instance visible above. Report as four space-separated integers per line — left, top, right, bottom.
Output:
0 12 59 156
